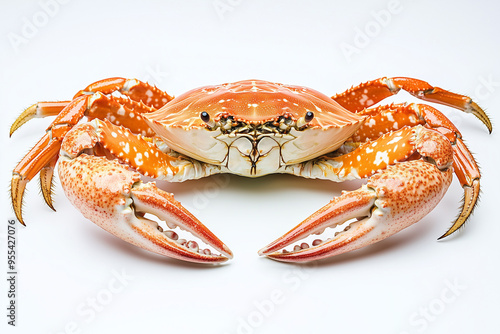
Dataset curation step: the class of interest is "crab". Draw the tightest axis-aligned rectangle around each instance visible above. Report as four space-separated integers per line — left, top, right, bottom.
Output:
10 77 492 263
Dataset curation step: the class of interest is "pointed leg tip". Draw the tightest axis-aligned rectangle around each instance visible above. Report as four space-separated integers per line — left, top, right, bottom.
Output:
41 189 57 212
437 217 467 241
479 116 493 134
16 217 26 227
437 233 450 241
437 224 461 241
13 203 27 227
10 103 38 136
40 165 58 212
438 179 479 241
11 174 28 227
469 101 493 133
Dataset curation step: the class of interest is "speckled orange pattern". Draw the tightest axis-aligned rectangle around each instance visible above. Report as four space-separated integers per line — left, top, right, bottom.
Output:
60 123 99 158
264 160 453 262
351 104 424 143
58 154 230 263
414 127 454 170
122 79 174 109
87 93 157 137
368 161 453 226
320 126 416 179
262 126 456 262
59 154 140 220
61 119 181 179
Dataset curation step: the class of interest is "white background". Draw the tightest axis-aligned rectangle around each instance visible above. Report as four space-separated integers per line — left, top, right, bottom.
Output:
1 1 499 333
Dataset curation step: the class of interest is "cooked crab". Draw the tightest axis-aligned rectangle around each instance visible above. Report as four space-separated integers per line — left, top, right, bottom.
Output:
10 77 492 263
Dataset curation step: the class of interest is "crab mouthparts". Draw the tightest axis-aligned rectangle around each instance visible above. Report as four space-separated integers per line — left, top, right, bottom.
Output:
217 115 305 175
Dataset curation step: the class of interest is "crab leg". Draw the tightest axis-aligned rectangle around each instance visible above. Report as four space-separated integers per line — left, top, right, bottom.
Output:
39 155 58 212
10 101 70 136
441 137 480 239
349 103 460 143
11 92 158 137
262 126 455 262
332 77 492 133
73 77 174 109
83 93 157 136
287 126 449 182
348 103 482 238
10 91 167 223
11 96 88 225
10 77 173 136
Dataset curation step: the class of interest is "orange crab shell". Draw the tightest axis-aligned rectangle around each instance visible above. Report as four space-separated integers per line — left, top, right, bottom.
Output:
142 79 365 173
144 79 363 128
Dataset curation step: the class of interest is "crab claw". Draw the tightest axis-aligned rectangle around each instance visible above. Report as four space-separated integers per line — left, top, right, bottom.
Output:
259 160 453 262
58 154 233 263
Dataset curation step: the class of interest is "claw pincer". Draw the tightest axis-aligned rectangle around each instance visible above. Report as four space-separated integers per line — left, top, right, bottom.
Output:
58 125 232 263
260 127 454 262
260 160 453 262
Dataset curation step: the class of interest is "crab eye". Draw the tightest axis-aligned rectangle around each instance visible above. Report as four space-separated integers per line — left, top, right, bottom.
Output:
305 111 314 123
200 111 210 123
